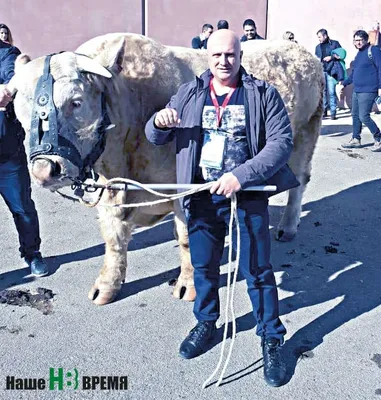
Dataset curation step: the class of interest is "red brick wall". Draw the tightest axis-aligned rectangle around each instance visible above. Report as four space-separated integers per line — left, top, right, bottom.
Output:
0 0 267 57
0 0 142 58
2 0 380 62
146 0 267 47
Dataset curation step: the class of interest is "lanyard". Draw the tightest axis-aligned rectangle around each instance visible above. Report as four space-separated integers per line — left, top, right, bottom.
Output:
209 79 236 127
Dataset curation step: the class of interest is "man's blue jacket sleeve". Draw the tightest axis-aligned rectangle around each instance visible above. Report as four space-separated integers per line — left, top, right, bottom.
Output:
0 46 21 84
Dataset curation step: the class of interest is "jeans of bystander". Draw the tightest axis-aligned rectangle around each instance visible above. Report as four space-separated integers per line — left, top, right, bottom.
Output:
0 150 41 258
351 91 381 141
323 72 338 116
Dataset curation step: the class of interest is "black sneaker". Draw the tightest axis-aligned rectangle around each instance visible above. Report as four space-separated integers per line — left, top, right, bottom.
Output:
25 252 49 277
330 114 337 120
179 321 216 359
262 338 286 387
323 110 328 118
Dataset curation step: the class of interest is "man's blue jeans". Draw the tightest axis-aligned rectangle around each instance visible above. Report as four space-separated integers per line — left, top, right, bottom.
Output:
0 150 41 258
352 91 381 140
187 192 286 342
323 72 337 115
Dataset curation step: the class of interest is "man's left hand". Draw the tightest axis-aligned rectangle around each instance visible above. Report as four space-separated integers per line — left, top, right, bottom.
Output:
378 88 381 97
210 173 241 198
323 56 332 62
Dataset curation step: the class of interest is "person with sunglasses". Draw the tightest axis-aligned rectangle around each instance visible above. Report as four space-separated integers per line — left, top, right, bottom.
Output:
338 30 381 152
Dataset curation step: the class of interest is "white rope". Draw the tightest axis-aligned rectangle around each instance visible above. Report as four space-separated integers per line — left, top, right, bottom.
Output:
201 193 240 389
99 178 214 207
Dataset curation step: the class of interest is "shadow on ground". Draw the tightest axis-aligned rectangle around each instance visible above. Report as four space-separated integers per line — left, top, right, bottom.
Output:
2 180 380 389
0 244 105 290
320 123 351 137
217 179 381 385
0 216 176 290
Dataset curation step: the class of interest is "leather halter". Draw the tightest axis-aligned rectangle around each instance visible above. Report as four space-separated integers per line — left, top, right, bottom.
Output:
29 54 112 181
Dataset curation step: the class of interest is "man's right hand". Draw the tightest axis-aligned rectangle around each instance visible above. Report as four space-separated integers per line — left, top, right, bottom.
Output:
336 82 344 96
0 86 13 108
154 108 181 129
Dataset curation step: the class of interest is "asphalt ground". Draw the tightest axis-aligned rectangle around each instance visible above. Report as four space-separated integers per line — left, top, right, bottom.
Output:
1 109 381 399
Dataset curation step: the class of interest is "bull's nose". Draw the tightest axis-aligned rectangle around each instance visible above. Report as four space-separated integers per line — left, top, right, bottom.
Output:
31 158 61 181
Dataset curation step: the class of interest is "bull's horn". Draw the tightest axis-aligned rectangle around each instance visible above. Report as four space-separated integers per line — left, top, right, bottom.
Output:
75 53 112 78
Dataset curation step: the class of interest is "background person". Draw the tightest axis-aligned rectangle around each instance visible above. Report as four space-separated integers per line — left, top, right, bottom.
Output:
145 29 298 387
283 31 297 43
217 20 229 30
315 28 341 119
191 24 214 50
0 23 13 45
240 19 264 41
0 34 48 276
339 30 381 151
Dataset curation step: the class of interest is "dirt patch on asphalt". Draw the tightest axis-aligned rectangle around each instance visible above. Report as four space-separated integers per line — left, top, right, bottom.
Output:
0 287 55 315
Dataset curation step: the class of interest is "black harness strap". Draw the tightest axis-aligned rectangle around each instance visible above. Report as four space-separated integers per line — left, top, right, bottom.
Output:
29 53 112 181
29 54 83 169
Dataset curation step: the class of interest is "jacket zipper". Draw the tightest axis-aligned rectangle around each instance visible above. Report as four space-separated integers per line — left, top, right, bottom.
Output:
244 88 254 158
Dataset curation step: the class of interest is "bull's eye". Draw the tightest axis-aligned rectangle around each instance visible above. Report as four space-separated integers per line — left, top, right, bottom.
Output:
72 100 82 109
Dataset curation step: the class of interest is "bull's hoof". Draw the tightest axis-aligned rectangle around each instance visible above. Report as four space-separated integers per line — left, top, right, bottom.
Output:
88 285 120 305
172 280 196 302
275 229 296 242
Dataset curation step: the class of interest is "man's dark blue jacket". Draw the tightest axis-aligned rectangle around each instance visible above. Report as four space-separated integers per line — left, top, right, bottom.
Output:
325 59 346 82
240 34 264 42
343 44 381 93
0 40 22 162
315 38 341 73
191 36 208 49
145 67 299 211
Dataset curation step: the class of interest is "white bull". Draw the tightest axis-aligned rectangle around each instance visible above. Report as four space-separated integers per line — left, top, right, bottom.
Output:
10 33 323 305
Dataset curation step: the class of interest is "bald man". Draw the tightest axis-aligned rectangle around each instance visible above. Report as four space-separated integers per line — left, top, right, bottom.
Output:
145 30 297 387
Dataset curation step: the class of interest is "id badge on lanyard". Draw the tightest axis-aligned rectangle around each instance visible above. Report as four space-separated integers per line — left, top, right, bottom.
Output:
199 79 236 170
199 132 226 169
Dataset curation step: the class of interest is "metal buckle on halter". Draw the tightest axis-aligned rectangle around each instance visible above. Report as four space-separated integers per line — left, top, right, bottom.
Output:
70 180 85 198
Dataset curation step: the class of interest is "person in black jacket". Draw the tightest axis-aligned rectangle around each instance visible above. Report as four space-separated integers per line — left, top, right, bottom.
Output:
315 28 341 119
240 19 264 42
146 29 298 387
191 24 214 50
0 38 48 276
324 47 347 87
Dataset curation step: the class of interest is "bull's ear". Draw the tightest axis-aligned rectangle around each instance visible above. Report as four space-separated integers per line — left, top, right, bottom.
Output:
75 54 112 78
100 37 125 75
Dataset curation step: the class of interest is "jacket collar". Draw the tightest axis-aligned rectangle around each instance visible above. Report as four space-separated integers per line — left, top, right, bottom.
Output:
196 66 252 90
359 43 370 52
